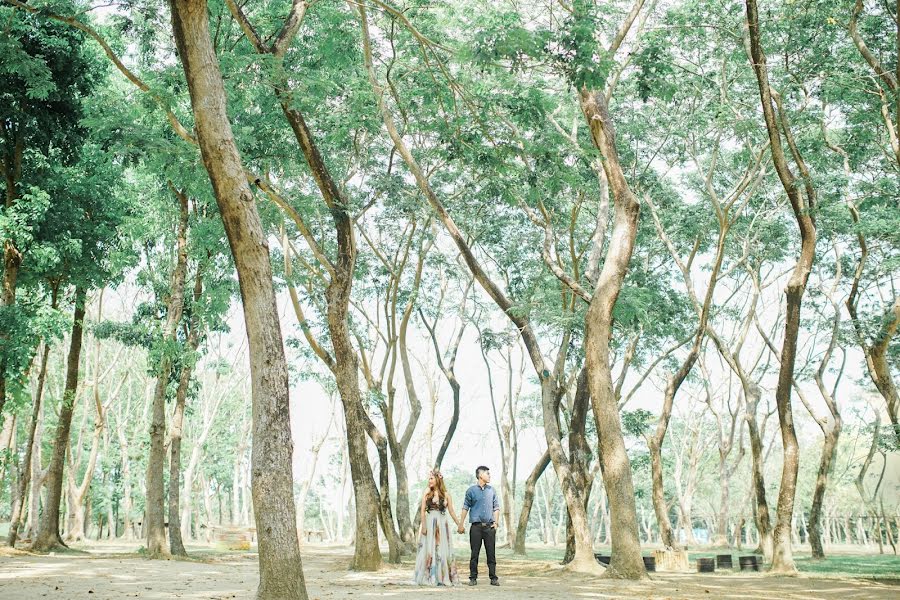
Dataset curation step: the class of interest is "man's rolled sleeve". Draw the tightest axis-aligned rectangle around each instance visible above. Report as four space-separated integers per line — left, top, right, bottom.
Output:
463 488 474 510
492 492 499 512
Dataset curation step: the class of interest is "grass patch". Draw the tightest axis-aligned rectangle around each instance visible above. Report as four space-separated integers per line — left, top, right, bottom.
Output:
500 546 566 562
795 554 900 578
499 545 900 578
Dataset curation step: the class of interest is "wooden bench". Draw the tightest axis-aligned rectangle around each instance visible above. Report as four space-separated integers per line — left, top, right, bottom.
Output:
302 529 325 543
210 526 256 551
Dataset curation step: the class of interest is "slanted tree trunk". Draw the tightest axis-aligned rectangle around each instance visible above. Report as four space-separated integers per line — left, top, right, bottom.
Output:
32 286 87 551
745 0 818 573
145 188 190 557
703 361 745 548
7 282 57 546
846 0 900 444
180 376 228 538
64 410 103 542
807 272 844 559
358 8 600 573
395 255 427 541
116 396 135 541
168 0 306 595
514 449 551 555
418 279 471 470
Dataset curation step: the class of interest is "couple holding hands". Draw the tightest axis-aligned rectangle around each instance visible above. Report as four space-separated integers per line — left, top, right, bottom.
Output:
413 466 500 587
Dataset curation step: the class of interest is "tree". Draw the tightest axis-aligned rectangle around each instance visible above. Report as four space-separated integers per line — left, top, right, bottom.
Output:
0 2 98 422
745 0 819 573
166 0 308 593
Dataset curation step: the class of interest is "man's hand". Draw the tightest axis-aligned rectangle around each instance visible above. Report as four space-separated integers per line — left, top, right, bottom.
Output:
490 522 498 530
457 524 465 534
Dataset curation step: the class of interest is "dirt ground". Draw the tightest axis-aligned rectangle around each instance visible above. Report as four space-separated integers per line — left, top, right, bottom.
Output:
1 542 898 600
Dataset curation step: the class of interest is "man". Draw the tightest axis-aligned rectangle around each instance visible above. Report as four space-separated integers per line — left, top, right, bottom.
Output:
458 465 500 586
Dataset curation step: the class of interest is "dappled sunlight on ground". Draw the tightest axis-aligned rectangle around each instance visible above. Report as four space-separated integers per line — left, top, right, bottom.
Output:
0 542 897 599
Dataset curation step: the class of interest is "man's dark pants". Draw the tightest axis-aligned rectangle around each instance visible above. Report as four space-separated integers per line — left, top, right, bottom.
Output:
468 522 497 582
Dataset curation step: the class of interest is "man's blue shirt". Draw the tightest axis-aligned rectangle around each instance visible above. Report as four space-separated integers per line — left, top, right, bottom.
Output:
463 483 499 524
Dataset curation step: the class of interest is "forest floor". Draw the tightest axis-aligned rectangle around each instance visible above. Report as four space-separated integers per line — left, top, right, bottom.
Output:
1 541 898 599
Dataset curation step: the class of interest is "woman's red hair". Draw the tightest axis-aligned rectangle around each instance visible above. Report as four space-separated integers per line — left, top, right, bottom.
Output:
426 468 449 506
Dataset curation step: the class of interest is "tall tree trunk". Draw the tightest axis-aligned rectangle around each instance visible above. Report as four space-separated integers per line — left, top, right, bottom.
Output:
168 1 306 596
145 189 190 557
32 286 86 551
579 87 646 579
745 0 817 573
564 368 593 563
169 263 204 557
382 391 415 546
223 0 382 570
0 128 23 422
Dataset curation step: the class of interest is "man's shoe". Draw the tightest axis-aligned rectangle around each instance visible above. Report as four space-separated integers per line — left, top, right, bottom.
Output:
468 579 477 586
490 579 500 586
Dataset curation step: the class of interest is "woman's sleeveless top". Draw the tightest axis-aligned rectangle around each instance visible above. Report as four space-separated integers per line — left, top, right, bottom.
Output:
426 493 447 513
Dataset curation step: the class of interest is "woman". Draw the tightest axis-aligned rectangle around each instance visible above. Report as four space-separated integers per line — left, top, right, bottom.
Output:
413 469 462 586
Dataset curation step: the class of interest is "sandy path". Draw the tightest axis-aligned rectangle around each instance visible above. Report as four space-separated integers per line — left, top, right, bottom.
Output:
1 544 898 599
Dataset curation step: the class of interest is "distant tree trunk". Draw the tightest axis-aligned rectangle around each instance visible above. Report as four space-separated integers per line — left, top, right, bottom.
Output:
513 449 551 555
64 416 102 543
32 286 87 551
419 292 468 471
25 420 48 540
1 416 16 514
145 189 190 557
477 326 516 547
168 0 306 595
808 292 843 559
745 383 774 560
116 402 135 541
169 263 204 557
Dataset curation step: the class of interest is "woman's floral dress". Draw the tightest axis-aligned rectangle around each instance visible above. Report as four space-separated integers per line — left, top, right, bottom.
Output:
413 496 459 586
